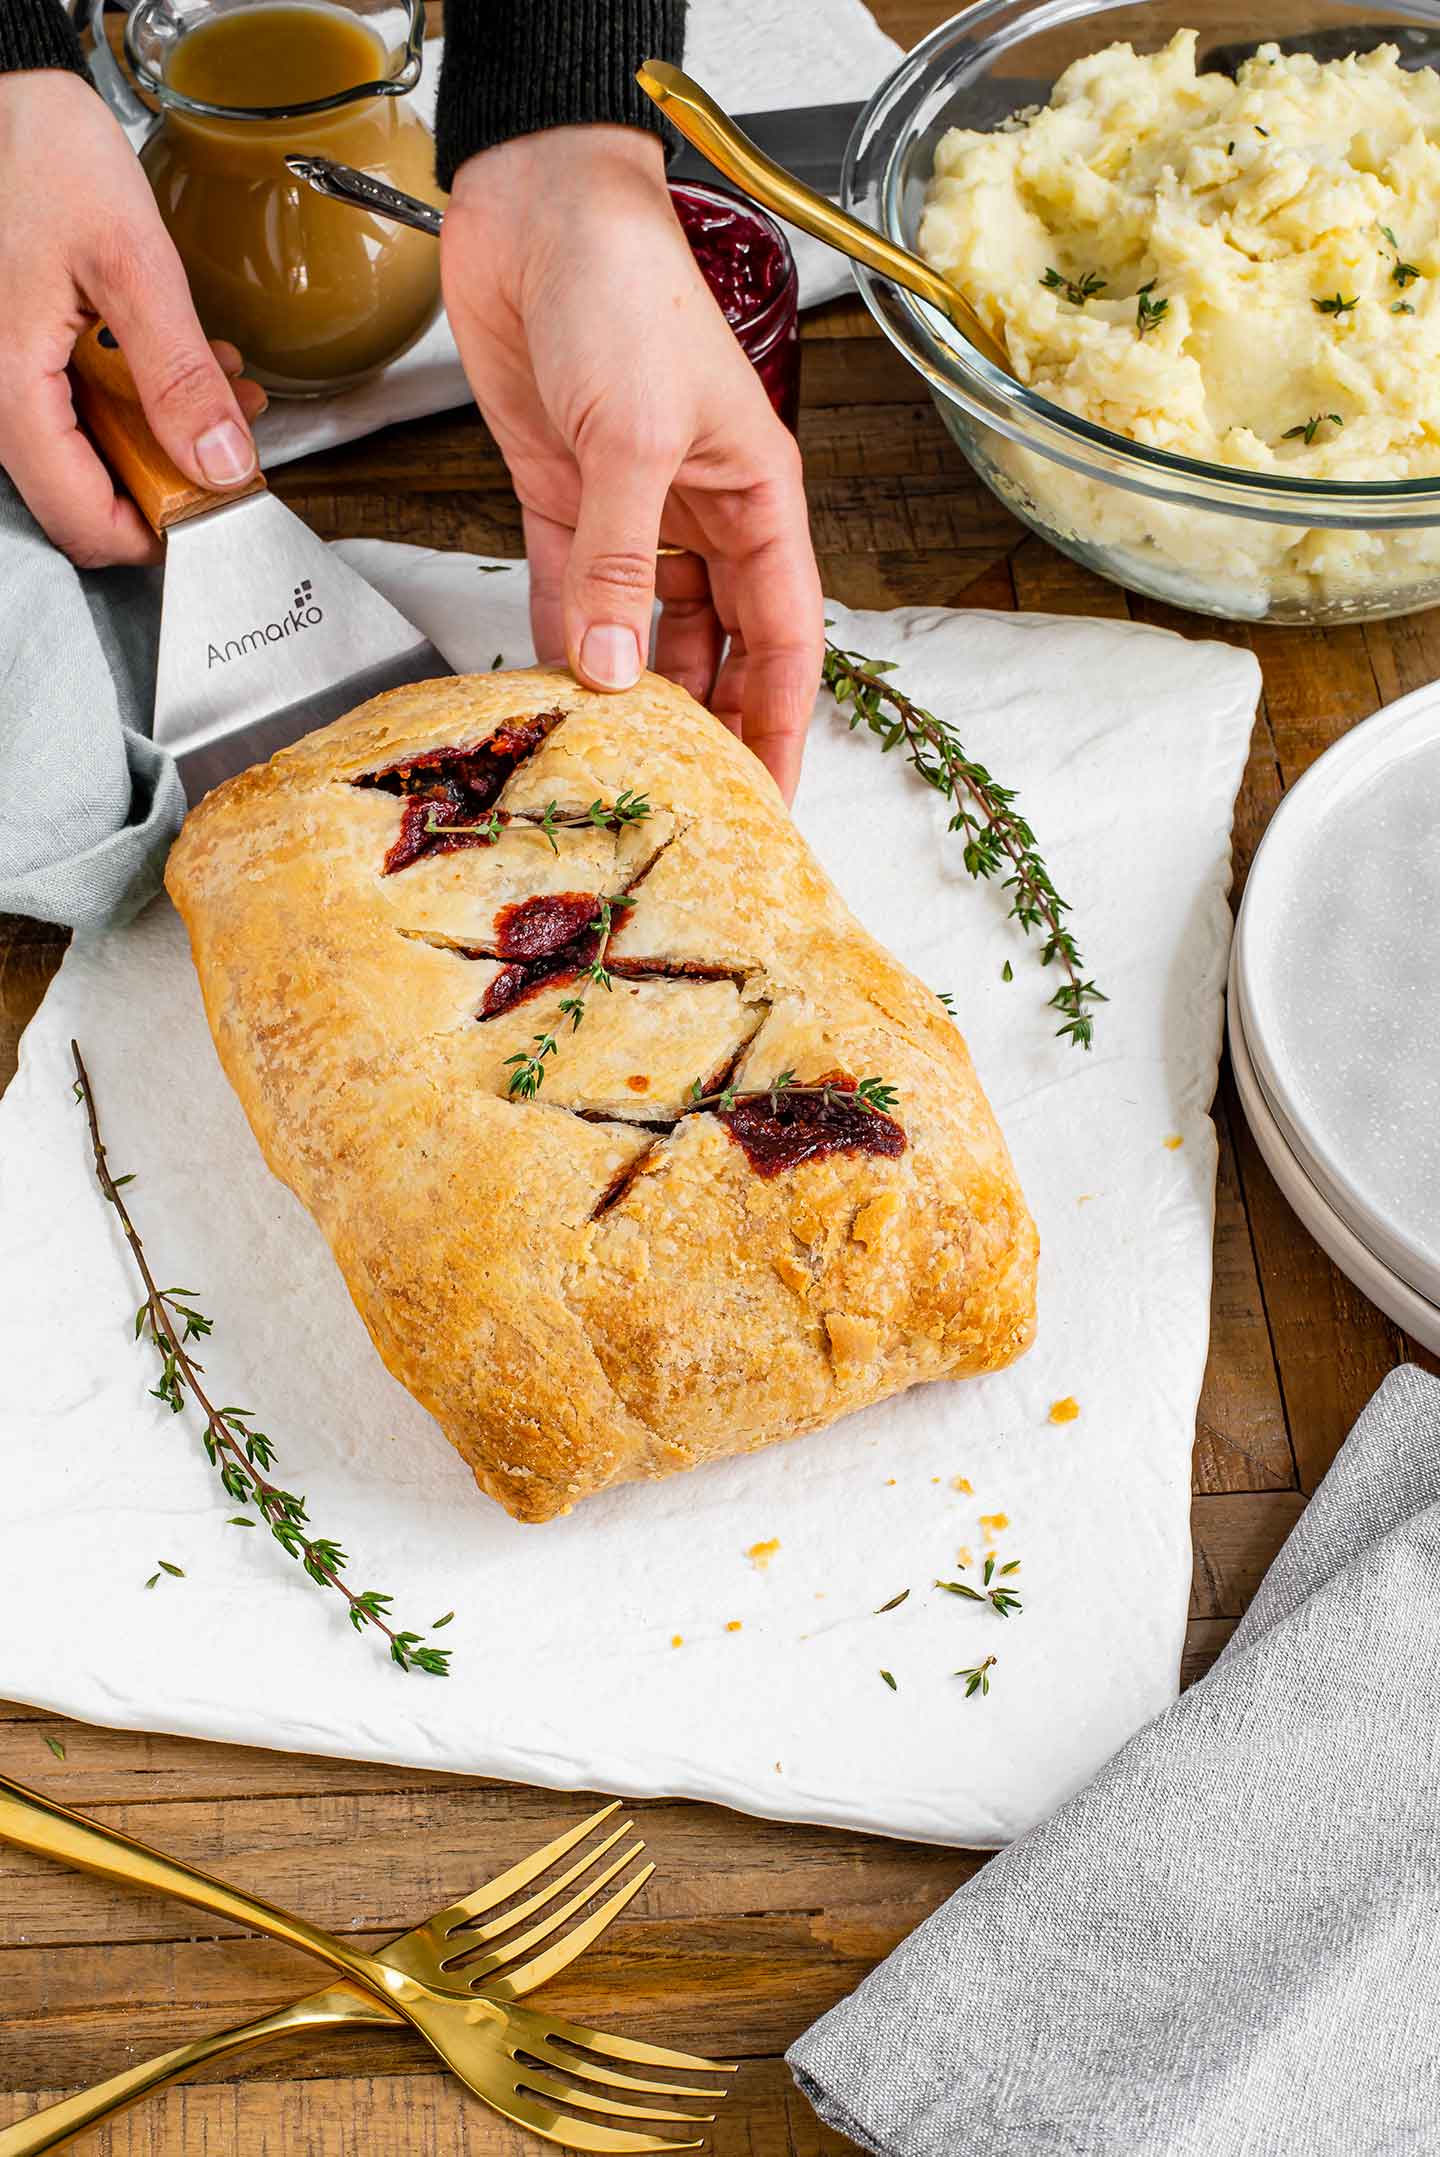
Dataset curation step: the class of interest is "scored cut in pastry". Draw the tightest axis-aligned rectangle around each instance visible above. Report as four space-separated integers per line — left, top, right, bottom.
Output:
165 667 1039 1522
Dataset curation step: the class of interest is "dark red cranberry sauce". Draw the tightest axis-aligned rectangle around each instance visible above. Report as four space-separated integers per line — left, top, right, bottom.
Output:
669 180 800 433
481 935 600 1019
717 1075 907 1179
671 184 789 329
354 713 564 876
478 899 754 1021
493 892 600 962
480 895 603 1020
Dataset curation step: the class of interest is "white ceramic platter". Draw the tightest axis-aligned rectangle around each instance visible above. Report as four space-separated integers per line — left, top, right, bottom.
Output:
1228 951 1440 1353
1232 683 1440 1309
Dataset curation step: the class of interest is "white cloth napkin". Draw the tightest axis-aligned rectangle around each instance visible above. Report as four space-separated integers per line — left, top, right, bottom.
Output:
246 0 901 470
789 1365 1440 2155
0 545 1258 1845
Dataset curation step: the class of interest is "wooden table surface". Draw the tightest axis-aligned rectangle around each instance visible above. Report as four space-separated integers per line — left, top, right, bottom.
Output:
4 4 1439 2147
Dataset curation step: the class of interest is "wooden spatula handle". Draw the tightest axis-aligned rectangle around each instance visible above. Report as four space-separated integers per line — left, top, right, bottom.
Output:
70 321 266 535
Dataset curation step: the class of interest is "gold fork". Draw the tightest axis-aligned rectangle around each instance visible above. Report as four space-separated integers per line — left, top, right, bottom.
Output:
0 1797 648 2157
0 1775 734 2154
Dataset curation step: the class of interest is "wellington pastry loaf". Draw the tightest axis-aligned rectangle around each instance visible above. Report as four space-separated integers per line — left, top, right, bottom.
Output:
165 667 1038 1521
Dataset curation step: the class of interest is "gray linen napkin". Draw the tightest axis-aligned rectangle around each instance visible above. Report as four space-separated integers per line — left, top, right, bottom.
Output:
789 1363 1440 2157
0 476 177 934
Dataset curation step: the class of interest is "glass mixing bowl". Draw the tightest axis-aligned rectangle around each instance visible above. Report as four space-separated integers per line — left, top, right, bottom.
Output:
843 0 1440 623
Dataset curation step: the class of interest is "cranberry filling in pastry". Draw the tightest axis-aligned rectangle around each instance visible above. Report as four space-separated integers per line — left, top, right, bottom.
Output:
357 712 564 875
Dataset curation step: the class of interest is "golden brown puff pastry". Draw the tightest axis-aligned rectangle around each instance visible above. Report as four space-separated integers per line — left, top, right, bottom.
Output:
165 667 1038 1522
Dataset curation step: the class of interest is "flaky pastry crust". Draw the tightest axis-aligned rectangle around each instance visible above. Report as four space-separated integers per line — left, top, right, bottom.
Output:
165 668 1038 1522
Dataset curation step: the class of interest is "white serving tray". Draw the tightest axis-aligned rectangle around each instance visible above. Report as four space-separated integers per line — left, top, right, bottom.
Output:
0 553 1259 1847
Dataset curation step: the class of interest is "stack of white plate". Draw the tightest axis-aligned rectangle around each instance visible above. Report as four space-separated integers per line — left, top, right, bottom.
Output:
1229 680 1440 1353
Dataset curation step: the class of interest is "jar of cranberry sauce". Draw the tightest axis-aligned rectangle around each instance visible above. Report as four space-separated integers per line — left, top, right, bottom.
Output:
668 178 800 434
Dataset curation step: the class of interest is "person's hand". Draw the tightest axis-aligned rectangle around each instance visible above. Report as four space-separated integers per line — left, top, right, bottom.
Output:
441 125 822 803
0 71 266 569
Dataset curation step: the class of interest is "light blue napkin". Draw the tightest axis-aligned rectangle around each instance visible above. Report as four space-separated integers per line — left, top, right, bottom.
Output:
0 476 180 934
789 1363 1440 2157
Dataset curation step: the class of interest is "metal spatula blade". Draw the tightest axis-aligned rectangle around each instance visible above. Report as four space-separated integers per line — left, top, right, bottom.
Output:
153 490 449 801
71 323 453 804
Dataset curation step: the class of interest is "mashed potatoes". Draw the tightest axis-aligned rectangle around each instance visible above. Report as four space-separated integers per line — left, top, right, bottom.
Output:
919 31 1440 615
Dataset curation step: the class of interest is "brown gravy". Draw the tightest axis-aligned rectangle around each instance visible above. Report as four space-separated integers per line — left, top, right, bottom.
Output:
142 4 444 393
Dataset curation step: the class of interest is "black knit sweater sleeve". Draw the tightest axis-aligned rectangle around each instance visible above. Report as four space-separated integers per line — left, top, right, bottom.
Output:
0 0 89 75
434 0 687 190
0 1 688 181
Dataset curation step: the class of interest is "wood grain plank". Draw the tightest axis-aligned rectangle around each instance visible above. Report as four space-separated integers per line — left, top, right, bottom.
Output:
0 914 68 1089
1363 608 1440 708
816 548 1016 613
1245 623 1381 779
0 2059 864 2157
1181 1617 1237 1690
0 1788 977 1951
1192 1092 1294 1494
0 1903 963 2089
1010 538 1129 618
1189 1493 1306 1619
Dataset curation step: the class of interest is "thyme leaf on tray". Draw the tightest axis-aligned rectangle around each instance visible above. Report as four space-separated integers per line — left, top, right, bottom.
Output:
71 1043 452 1677
823 638 1106 1049
956 1656 997 1698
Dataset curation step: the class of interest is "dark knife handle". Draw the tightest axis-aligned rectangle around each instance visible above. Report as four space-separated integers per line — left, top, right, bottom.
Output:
1201 23 1440 73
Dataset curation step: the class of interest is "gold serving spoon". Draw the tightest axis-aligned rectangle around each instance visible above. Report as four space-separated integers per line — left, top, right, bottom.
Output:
634 60 1014 378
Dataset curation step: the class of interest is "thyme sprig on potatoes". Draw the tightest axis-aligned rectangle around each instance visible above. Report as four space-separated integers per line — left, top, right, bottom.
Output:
822 638 1105 1049
1041 265 1106 306
71 1044 451 1677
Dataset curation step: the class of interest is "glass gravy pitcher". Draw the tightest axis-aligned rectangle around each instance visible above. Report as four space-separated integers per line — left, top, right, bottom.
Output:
97 0 444 395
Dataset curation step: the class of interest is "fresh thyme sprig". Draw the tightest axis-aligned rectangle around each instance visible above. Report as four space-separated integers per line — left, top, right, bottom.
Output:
935 1557 1023 1619
686 1070 899 1118
1313 292 1359 317
822 638 1105 1049
1381 226 1421 288
1283 412 1343 445
955 1655 997 1698
426 792 651 854
1041 265 1106 306
504 890 636 1098
1135 280 1169 337
71 1044 451 1677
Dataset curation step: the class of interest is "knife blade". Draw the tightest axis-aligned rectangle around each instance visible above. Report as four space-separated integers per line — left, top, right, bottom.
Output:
664 82 1048 195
